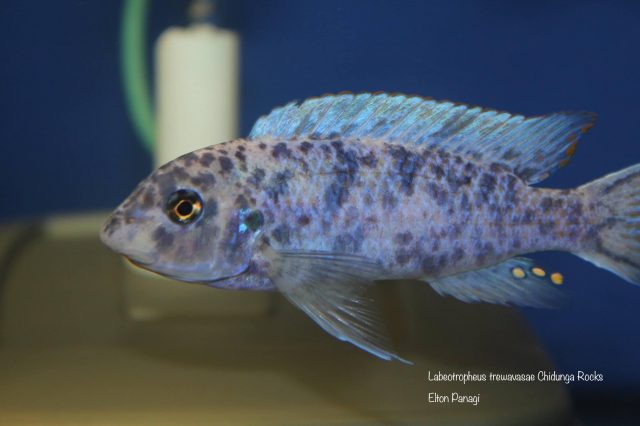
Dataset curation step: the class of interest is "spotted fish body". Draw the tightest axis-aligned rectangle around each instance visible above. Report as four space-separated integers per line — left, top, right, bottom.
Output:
176 138 591 282
101 93 640 362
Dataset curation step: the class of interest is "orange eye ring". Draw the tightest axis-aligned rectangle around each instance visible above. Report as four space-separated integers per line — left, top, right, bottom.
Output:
166 189 203 224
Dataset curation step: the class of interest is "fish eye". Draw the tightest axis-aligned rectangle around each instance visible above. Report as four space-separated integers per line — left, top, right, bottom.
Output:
166 189 203 225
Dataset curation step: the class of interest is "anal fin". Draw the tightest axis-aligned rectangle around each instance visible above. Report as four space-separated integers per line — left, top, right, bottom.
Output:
427 258 565 308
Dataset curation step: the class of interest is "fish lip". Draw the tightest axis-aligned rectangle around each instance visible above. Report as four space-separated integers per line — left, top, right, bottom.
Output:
125 258 250 284
124 252 157 268
125 256 152 267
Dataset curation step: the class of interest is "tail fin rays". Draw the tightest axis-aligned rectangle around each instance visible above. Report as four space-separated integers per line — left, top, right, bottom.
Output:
577 164 640 284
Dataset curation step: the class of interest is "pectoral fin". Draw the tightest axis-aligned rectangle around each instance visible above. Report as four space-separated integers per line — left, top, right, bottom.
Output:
427 257 566 308
265 249 410 363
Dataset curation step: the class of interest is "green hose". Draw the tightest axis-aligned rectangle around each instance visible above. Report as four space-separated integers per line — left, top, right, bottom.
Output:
120 0 155 152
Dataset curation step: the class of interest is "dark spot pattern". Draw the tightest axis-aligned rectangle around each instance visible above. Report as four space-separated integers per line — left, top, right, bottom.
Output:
171 166 189 181
103 215 121 236
538 220 556 235
460 192 470 211
360 151 378 168
332 226 365 253
272 224 290 244
298 214 311 226
394 231 413 245
332 141 360 181
219 156 234 174
152 226 174 247
504 175 519 204
235 194 249 208
364 193 374 206
479 173 497 201
389 145 424 195
566 200 584 225
521 208 535 224
248 168 265 188
179 152 199 167
321 142 360 212
431 163 445 180
446 169 472 193
299 141 313 154
448 223 462 238
382 191 398 210
540 197 554 212
141 190 155 209
421 255 438 274
426 183 448 206
199 152 215 167
475 242 495 264
324 181 349 212
265 170 293 203
451 247 465 262
190 172 216 189
489 163 503 173
501 148 519 161
206 198 218 216
395 248 413 266
272 142 292 159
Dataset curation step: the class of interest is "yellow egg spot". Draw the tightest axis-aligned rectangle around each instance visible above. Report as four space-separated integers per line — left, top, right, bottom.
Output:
531 267 546 277
511 267 526 279
550 272 564 285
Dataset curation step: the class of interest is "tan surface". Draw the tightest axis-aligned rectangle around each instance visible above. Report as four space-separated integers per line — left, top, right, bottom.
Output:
0 225 570 425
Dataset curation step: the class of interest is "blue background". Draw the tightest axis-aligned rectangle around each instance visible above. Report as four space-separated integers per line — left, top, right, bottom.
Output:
1 0 639 406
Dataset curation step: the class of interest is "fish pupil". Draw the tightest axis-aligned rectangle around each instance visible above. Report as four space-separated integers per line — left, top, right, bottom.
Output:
176 200 193 217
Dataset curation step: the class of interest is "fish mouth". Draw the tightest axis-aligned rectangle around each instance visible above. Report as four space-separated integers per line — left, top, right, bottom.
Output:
124 257 250 284
125 256 153 268
121 248 158 270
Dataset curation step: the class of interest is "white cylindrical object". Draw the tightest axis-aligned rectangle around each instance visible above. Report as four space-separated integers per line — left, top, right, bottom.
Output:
155 24 239 164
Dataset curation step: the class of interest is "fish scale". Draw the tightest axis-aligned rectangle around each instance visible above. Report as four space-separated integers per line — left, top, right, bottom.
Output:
101 92 640 362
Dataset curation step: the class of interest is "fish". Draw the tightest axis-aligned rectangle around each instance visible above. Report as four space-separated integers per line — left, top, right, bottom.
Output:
100 92 640 363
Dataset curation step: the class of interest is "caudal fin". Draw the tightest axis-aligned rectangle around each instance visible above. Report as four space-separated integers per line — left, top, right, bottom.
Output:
578 164 640 284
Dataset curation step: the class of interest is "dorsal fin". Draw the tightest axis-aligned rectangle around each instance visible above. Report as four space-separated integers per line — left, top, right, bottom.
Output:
249 93 596 184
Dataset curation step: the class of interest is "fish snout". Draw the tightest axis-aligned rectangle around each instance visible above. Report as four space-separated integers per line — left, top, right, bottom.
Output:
100 211 136 252
100 212 124 244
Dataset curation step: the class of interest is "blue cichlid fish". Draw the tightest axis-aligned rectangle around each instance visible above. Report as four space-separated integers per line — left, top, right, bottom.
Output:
101 93 640 363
